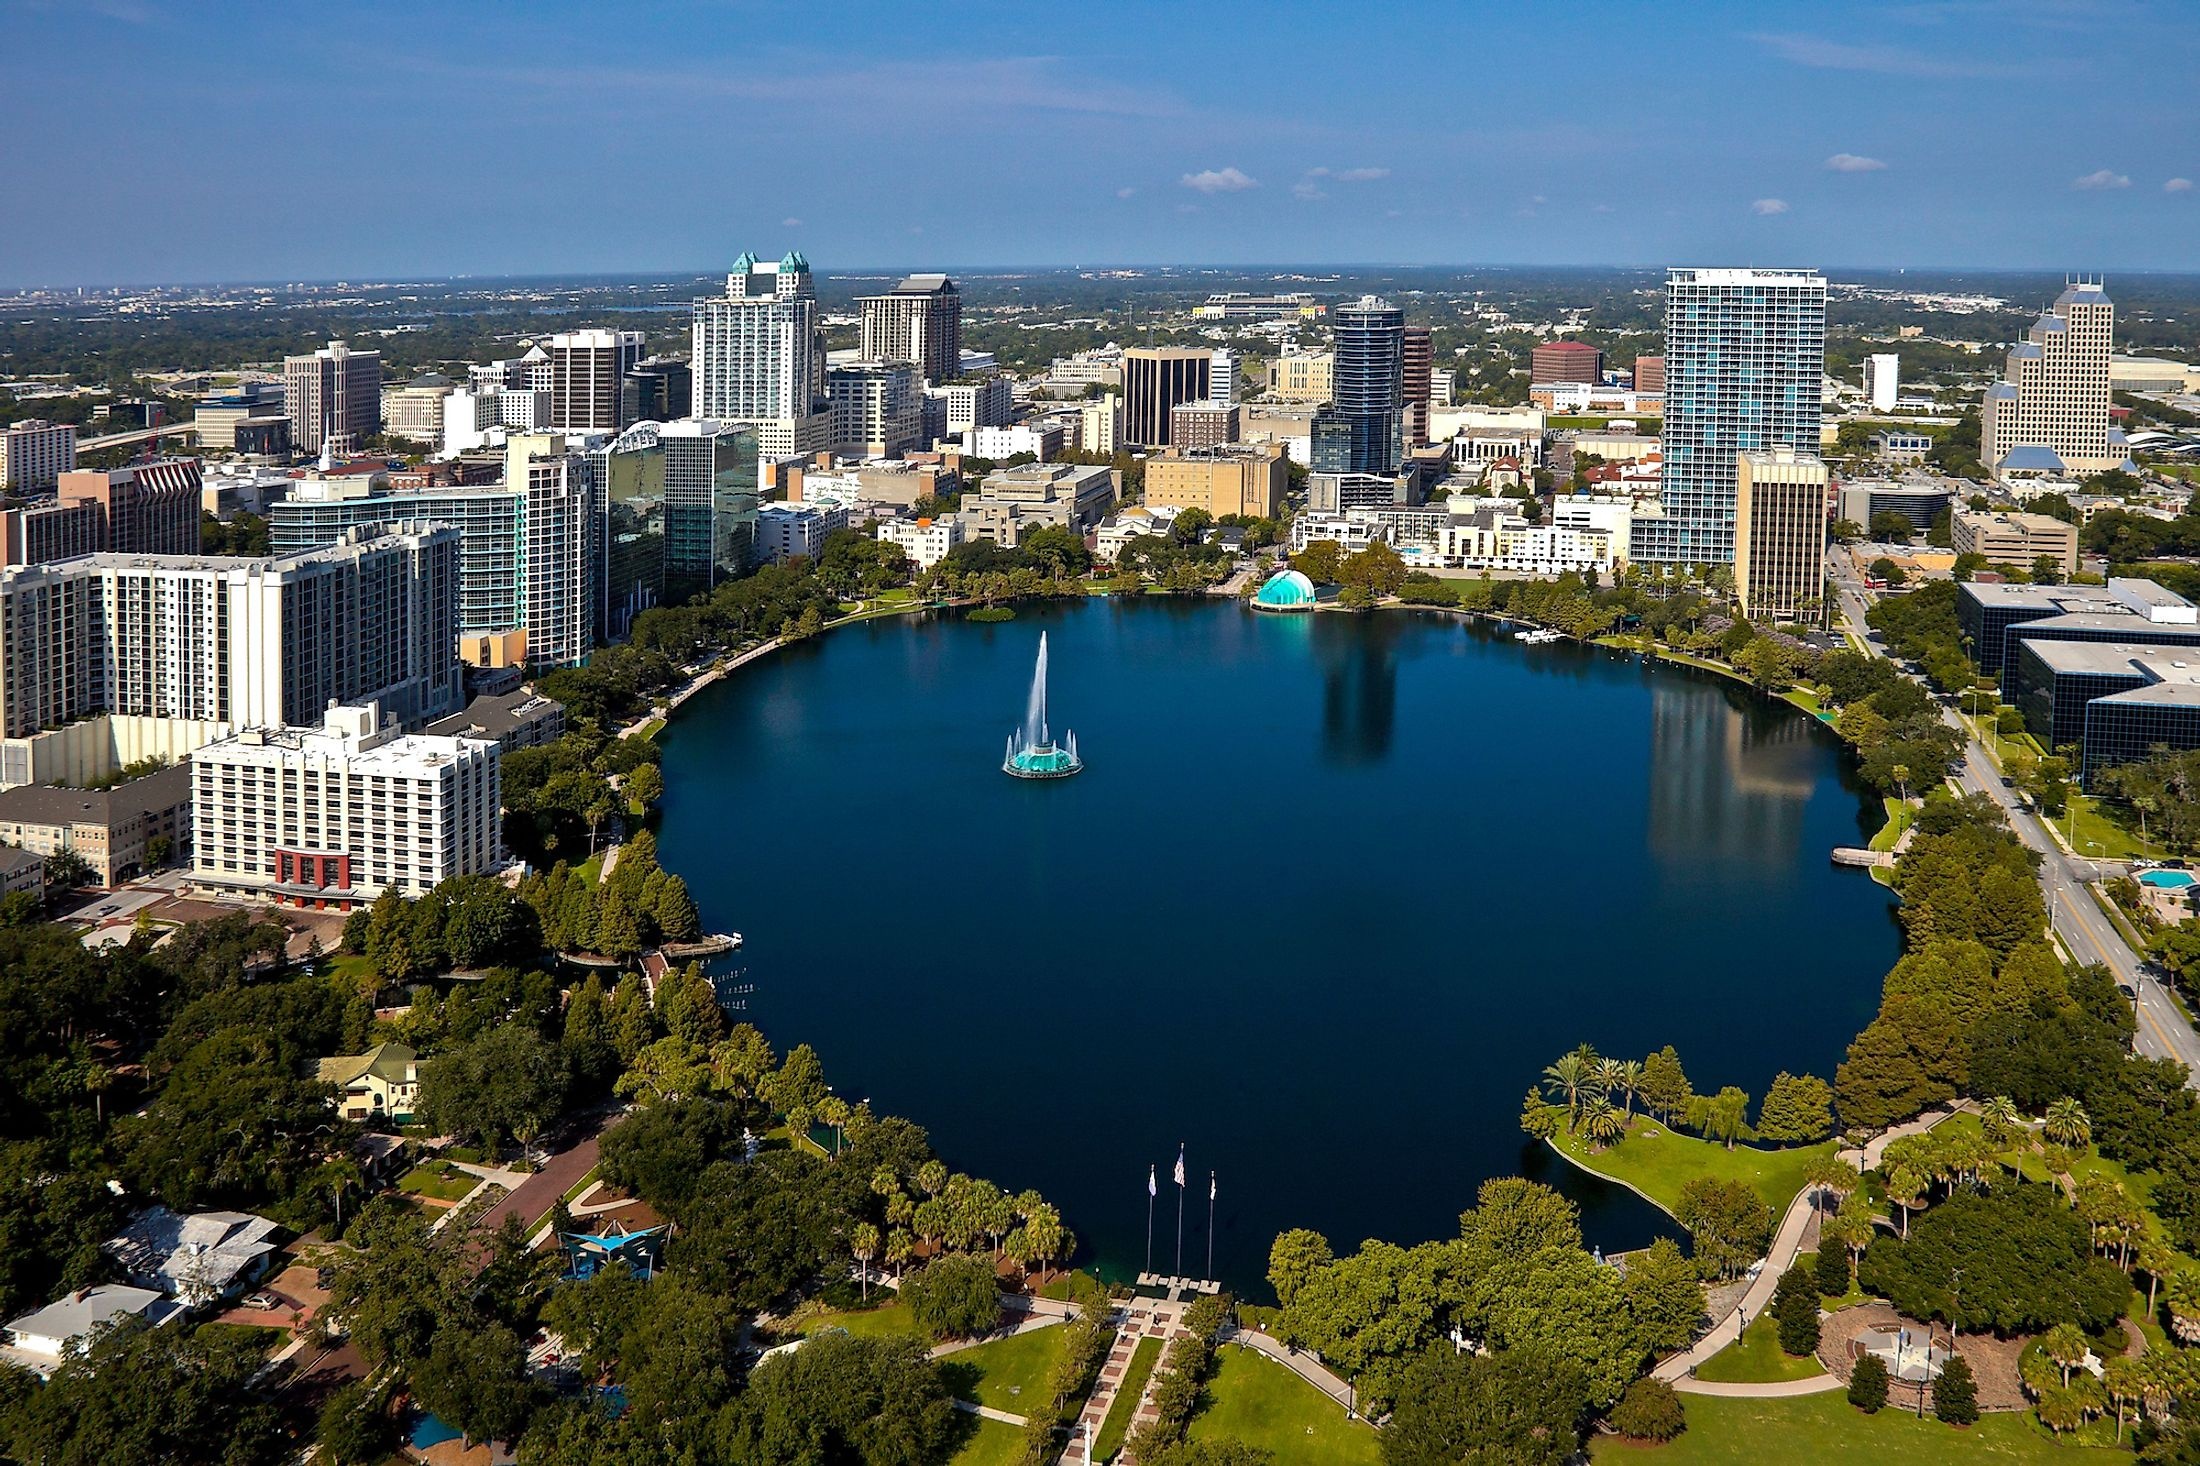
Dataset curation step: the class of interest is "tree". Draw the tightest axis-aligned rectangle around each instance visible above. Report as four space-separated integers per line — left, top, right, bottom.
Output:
1673 1178 1773 1280
1379 1346 1588 1466
1692 1086 1752 1149
901 1253 1000 1340
1541 1051 1592 1129
1638 1046 1693 1122
412 1321 536 1446
416 1021 569 1161
0 1315 286 1464
1930 1349 1978 1426
1849 1351 1890 1413
1607 1378 1686 1443
1858 1184 2129 1334
2043 1096 2091 1150
2100 1353 2142 1441
1815 1240 1851 1298
1772 1263 1821 1357
1267 1229 1333 1310
1291 539 1344 584
625 762 665 809
1870 510 1916 544
1756 1072 1835 1144
725 1332 959 1466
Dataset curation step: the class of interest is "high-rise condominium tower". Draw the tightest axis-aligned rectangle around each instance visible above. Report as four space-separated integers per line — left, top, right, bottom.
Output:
1980 279 2121 478
1313 296 1405 477
691 251 830 460
546 329 646 432
857 274 963 386
1639 268 1826 567
284 340 383 456
1401 325 1433 448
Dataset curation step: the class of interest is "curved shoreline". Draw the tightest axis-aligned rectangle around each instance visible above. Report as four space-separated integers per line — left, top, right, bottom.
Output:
1539 1133 1683 1223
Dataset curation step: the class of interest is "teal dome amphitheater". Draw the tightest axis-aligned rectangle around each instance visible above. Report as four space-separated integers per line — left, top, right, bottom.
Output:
1252 567 1318 612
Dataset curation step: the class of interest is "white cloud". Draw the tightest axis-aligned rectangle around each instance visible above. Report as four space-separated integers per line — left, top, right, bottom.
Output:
1826 153 1888 172
781 217 802 228
1291 182 1324 201
1333 167 1390 183
2073 169 2131 190
1116 186 1136 199
1751 31 2030 78
2167 178 2195 194
1181 167 1256 194
1752 198 1791 215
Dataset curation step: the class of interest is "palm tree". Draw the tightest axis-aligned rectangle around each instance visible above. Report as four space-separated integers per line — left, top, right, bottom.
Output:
1611 1060 1644 1122
1980 1095 2023 1149
1593 1056 1626 1101
1542 1053 1591 1131
1884 1166 1927 1238
1581 1095 1625 1149
1801 1155 1859 1220
2165 1270 2200 1346
885 1228 916 1282
2138 1237 2177 1316
2105 1356 2146 1444
852 1222 881 1300
2044 1097 2091 1150
2041 1323 2090 1389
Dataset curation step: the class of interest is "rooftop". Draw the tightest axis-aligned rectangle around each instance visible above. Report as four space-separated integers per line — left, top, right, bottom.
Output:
4 1284 182 1359
2024 638 2200 678
0 763 190 830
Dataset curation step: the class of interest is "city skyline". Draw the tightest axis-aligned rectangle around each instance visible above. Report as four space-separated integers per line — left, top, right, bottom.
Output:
4 0 2199 287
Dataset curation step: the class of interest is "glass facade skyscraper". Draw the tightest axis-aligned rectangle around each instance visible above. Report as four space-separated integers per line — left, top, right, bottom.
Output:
1638 268 1826 567
1313 296 1405 477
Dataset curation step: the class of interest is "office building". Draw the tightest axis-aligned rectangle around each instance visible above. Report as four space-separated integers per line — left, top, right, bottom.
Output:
1209 348 1242 406
621 356 692 424
190 703 500 909
1548 495 1637 564
1077 396 1121 456
756 502 848 564
826 361 923 457
1732 447 1829 621
0 763 190 886
1121 348 1212 449
1836 481 1949 536
1402 325 1433 448
955 463 1116 548
3 460 201 567
923 378 1014 444
1143 444 1288 520
192 383 289 454
1955 578 2199 684
1868 430 1934 464
1631 356 1665 394
1864 354 1900 413
657 418 758 592
786 458 956 512
1531 339 1604 385
874 515 962 570
1313 297 1406 478
1981 279 2121 479
1638 267 1826 565
1268 349 1334 402
1950 507 2079 577
691 250 830 460
1 421 77 494
284 340 383 456
857 274 963 385
381 374 456 446
969 423 1065 461
546 329 645 432
269 435 596 668
1170 400 1240 453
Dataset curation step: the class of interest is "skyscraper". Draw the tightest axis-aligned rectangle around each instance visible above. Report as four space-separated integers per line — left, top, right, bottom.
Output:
1639 268 1826 567
1863 354 1900 413
1313 296 1405 476
857 274 963 386
826 362 923 457
284 340 383 457
1120 348 1212 449
1531 340 1603 385
1401 325 1433 448
1733 446 1829 622
546 329 646 432
1980 279 2121 478
691 251 830 460
621 357 692 424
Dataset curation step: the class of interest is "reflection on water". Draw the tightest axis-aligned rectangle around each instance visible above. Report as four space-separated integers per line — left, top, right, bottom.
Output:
1312 613 1404 763
1648 678 1819 864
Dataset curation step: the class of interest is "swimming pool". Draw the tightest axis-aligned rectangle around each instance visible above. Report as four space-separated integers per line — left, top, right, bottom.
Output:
2140 869 2196 890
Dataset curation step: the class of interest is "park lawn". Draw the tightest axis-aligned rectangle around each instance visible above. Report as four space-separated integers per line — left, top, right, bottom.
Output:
795 1298 930 1342
1094 1336 1161 1461
943 1325 1071 1417
631 717 666 741
193 1322 286 1355
1588 1388 2128 1464
323 952 377 986
575 851 605 885
1186 1346 1380 1465
1870 797 1915 854
1692 1315 1826 1384
397 1161 479 1203
1548 1117 1835 1219
947 1417 1025 1466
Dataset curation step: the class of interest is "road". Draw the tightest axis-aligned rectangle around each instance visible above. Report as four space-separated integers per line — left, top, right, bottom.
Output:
1831 565 2200 1082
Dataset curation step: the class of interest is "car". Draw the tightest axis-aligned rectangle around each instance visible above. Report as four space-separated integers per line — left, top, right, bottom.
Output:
2119 983 2138 999
2000 777 2016 788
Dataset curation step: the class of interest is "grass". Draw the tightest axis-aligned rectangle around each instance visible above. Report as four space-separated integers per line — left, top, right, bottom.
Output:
194 1322 286 1354
947 1417 1026 1466
1093 1336 1161 1461
397 1161 480 1203
575 851 605 885
794 1298 931 1342
1186 1346 1381 1465
1546 1115 1836 1219
1798 1250 1868 1312
1692 1315 1827 1384
876 587 918 605
631 717 666 741
1870 797 1915 854
323 952 376 986
1588 1388 2130 1463
939 1325 1071 1417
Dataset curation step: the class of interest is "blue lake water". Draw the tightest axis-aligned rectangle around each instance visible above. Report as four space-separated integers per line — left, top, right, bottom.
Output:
656 599 1900 1292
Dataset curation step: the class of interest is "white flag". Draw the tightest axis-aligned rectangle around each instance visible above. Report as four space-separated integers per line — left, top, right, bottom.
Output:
1174 1146 1186 1188
1210 1171 1217 1202
1147 1165 1156 1198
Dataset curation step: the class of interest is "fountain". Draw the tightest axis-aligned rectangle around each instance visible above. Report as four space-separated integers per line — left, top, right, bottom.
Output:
1002 632 1084 779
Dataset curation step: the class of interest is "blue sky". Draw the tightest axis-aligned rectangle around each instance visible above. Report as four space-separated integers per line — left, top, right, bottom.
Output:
2 0 2196 285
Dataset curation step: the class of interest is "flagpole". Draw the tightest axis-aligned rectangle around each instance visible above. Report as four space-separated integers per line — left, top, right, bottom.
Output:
1207 1171 1216 1282
1145 1167 1155 1276
1175 1144 1186 1278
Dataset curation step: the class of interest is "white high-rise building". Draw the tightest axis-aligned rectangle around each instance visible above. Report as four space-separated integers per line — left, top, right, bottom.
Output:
283 340 383 456
826 361 922 457
1209 347 1242 406
1638 267 1826 566
505 434 597 669
1981 279 2122 478
1863 353 1900 413
1 421 77 493
691 250 831 461
190 702 501 909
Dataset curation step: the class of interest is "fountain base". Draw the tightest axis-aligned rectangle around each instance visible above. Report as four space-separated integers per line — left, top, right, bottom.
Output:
1004 740 1084 779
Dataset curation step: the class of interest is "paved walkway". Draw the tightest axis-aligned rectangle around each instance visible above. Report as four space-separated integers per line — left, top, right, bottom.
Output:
952 1399 1029 1426
1679 1374 1846 1397
1656 1107 1965 1388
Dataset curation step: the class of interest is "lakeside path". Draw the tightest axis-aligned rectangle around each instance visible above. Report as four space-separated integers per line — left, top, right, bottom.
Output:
1538 1107 1966 1390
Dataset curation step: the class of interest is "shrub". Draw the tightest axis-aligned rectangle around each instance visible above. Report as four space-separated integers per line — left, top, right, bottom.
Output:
1849 1352 1890 1413
1773 1265 1822 1356
902 1254 1001 1339
1608 1378 1686 1442
1934 1351 1979 1425
1814 1244 1851 1299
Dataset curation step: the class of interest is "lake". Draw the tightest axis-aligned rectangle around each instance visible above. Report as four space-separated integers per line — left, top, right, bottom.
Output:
655 598 1899 1291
